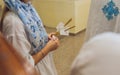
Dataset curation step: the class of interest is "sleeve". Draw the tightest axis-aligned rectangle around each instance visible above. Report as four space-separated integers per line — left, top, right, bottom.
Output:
2 12 35 66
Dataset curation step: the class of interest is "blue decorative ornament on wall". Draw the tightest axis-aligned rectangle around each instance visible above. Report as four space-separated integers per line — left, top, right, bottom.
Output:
102 0 119 20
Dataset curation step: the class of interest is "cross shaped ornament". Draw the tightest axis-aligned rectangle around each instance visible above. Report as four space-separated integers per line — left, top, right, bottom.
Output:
102 0 119 20
55 18 75 36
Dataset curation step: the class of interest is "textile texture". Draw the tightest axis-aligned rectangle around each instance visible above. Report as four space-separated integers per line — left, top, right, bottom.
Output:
4 0 48 55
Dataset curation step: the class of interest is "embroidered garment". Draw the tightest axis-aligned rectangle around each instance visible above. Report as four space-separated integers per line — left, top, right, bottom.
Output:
4 0 48 55
85 0 120 42
102 0 119 20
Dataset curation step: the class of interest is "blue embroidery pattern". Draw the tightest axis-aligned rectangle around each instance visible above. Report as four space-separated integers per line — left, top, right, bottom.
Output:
4 0 48 55
102 0 119 20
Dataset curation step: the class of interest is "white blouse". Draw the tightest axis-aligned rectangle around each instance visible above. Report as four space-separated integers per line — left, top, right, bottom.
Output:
3 11 34 66
2 11 57 75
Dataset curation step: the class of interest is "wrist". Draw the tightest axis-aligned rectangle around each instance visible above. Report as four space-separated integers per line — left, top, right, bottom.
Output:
41 46 50 55
40 50 45 58
32 47 49 64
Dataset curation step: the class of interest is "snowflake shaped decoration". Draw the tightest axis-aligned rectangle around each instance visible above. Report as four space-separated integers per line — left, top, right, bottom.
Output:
102 0 119 20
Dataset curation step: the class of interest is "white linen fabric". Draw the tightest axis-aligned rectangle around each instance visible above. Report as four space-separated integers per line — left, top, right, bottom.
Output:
71 32 120 75
4 0 48 55
85 0 120 41
2 11 57 75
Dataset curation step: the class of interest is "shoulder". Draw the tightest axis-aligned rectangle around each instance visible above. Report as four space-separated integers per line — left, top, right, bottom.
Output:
2 11 25 36
3 11 23 26
3 11 24 31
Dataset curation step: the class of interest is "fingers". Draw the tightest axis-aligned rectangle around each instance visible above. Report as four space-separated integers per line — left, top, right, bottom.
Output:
52 35 59 46
48 32 58 40
51 35 57 40
47 32 60 51
53 38 59 44
48 35 59 42
48 34 52 40
48 35 59 50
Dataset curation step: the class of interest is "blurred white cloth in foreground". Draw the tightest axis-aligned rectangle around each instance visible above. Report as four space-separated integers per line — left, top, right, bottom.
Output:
71 32 120 75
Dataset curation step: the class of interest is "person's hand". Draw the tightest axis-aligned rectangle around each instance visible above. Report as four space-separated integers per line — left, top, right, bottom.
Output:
46 33 60 52
48 32 57 40
32 34 59 64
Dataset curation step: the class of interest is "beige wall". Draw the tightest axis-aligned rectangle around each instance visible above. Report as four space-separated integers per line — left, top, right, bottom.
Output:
0 0 4 7
0 0 3 17
32 0 91 34
0 0 91 34
75 0 91 33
